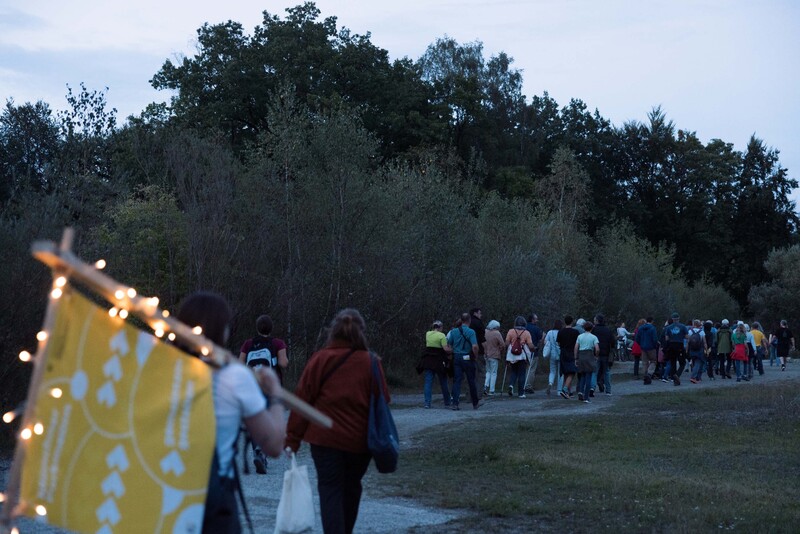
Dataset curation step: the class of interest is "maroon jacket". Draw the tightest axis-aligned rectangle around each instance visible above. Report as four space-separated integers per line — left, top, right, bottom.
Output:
286 340 390 454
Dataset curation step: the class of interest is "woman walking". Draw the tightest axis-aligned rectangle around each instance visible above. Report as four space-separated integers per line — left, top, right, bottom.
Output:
421 320 452 408
505 316 533 398
286 309 391 534
574 321 599 403
483 319 505 395
543 319 563 395
731 323 749 382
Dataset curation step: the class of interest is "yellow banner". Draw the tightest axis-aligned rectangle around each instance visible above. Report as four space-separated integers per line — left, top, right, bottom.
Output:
19 289 215 533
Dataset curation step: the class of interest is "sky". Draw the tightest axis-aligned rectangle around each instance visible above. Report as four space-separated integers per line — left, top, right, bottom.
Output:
1 0 798 200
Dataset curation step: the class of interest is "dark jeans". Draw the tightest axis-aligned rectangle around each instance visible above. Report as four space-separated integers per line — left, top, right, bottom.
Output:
665 342 684 378
453 356 479 406
718 352 730 375
311 445 372 534
707 349 718 378
508 360 527 396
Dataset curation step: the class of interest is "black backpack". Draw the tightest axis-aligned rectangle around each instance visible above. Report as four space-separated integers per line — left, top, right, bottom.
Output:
688 329 703 351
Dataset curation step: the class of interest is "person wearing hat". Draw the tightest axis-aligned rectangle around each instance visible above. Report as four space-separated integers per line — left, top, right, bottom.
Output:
483 320 505 395
662 312 688 385
421 320 453 408
716 319 733 378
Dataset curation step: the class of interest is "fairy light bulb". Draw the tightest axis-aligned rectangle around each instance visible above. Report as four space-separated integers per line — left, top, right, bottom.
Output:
118 309 129 319
0 492 5 503
108 307 119 318
154 328 165 338
33 423 44 435
54 276 67 288
167 333 176 341
94 259 106 269
126 288 137 298
192 326 203 335
201 347 210 356
19 350 32 362
35 504 47 516
51 288 63 299
36 331 48 342
50 388 63 399
20 428 32 440
162 310 170 318
11 527 19 534
114 289 125 300
3 411 15 423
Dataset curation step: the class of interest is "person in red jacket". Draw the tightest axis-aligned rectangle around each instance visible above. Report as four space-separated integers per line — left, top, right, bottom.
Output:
286 308 390 534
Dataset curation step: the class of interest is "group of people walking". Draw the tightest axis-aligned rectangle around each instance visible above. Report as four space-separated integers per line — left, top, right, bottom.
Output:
421 309 796 407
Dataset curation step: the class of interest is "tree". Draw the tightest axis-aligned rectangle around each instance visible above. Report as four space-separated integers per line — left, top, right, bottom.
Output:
748 245 800 328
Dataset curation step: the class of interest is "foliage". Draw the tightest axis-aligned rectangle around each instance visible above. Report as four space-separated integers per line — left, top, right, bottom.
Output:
748 245 800 329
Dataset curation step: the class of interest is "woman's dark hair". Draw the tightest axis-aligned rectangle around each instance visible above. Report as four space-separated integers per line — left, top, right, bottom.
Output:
552 319 563 331
177 291 232 347
583 321 594 332
326 308 369 351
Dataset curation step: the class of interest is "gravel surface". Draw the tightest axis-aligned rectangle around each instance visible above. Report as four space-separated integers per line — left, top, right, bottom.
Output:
2 360 796 533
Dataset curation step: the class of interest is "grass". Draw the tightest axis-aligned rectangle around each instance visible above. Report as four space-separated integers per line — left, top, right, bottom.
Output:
372 382 800 533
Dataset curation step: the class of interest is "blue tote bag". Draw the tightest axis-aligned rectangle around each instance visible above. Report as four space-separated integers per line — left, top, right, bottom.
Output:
368 354 399 473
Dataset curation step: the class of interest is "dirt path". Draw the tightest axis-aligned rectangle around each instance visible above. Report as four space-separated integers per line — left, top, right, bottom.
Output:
2 361 797 533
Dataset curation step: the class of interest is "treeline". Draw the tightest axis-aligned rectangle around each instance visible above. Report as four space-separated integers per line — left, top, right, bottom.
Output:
1 3 797 409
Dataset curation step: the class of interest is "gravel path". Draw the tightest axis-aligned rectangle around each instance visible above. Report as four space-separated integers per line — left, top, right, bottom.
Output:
2 360 797 533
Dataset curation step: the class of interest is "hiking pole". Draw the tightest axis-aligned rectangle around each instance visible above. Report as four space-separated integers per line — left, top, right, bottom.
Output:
523 350 536 392
500 361 508 393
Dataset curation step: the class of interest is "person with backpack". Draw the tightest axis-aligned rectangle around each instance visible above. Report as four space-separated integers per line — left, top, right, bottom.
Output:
687 319 707 383
239 314 289 474
447 313 482 410
716 319 733 378
177 292 287 534
483 320 505 396
662 313 688 386
505 316 534 398
286 308 391 534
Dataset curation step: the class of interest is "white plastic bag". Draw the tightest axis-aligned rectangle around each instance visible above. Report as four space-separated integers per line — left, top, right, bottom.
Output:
274 452 315 534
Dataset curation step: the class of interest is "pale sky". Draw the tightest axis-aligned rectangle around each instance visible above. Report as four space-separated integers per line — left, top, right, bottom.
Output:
2 0 798 200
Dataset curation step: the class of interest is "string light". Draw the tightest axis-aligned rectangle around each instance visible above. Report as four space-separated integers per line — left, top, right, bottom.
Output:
154 328 165 338
192 326 203 335
0 491 5 502
149 297 160 308
35 504 47 516
33 423 44 435
54 276 67 288
118 309 129 319
50 288 63 299
201 347 210 356
20 428 32 440
36 331 48 342
50 388 63 399
114 289 125 300
2 411 15 424
94 259 107 269
19 350 32 362
108 307 119 318
167 333 176 341
162 310 170 318
126 288 137 298
11 527 19 534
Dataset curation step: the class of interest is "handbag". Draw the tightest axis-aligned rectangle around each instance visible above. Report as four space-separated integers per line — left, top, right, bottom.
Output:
368 354 399 474
274 453 314 534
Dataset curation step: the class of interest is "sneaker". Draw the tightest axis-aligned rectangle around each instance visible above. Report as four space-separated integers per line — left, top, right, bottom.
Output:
473 401 484 410
253 453 267 475
488 391 496 396
452 404 460 411
644 375 652 385
781 364 786 371
673 375 681 386
559 389 569 399
518 394 526 399
578 392 584 401
690 378 698 384
583 399 591 404
424 404 431 409
661 378 669 383
589 389 595 398
605 391 612 396
483 386 489 396
524 386 534 394
508 386 513 397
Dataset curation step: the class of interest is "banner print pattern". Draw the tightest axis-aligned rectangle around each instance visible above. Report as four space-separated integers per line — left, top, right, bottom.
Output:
19 290 215 533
